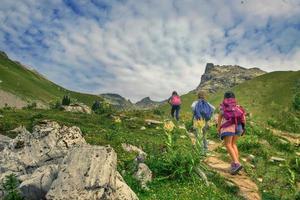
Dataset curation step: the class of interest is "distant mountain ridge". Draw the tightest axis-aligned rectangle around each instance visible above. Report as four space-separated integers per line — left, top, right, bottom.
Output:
100 94 163 110
196 63 266 93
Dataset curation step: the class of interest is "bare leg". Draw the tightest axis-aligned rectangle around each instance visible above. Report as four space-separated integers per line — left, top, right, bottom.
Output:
224 136 238 163
232 135 240 163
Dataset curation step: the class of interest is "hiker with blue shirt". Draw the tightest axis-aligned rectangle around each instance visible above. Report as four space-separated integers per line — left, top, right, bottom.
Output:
192 91 215 153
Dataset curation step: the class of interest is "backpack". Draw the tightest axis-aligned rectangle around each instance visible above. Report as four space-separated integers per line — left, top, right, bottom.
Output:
194 99 214 121
220 98 246 134
171 95 181 105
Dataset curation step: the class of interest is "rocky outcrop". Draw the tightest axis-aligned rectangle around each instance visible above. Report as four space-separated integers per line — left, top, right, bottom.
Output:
135 97 163 110
100 93 134 110
62 103 92 114
196 63 266 93
0 121 138 200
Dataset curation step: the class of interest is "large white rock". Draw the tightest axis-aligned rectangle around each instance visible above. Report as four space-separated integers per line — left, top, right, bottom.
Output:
62 103 92 114
0 121 138 200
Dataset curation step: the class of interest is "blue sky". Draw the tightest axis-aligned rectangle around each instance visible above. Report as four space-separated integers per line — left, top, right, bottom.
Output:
0 0 300 101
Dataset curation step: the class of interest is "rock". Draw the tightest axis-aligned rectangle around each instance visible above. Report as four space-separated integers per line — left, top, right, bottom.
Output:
116 172 139 200
0 114 3 118
20 165 58 200
0 134 11 151
134 163 152 190
0 121 138 200
241 158 247 162
257 178 263 183
296 152 300 156
196 63 266 93
61 103 92 114
247 154 255 162
140 126 146 130
46 145 138 200
195 167 209 186
145 119 163 125
122 143 147 161
269 156 285 162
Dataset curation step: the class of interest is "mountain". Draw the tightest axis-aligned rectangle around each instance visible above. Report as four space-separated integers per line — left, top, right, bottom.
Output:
0 51 103 108
135 97 163 109
196 63 266 93
99 93 134 109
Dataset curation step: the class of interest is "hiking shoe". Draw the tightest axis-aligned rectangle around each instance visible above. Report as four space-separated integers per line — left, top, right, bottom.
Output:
230 163 243 175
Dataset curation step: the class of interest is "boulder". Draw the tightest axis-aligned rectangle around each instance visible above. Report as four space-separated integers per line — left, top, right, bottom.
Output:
62 103 92 114
134 163 152 190
0 134 11 151
145 119 163 125
122 143 147 161
46 145 138 200
0 121 138 200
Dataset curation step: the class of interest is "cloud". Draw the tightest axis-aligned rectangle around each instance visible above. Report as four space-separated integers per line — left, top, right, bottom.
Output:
0 0 300 101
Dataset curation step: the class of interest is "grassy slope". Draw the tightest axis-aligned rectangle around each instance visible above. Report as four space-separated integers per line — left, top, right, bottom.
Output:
0 53 103 106
161 71 300 124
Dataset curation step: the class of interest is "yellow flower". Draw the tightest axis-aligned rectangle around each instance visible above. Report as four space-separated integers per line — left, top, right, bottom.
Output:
114 117 122 123
194 119 205 130
163 121 175 132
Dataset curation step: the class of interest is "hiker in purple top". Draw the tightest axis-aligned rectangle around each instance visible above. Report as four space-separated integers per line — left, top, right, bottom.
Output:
168 91 181 121
217 91 246 175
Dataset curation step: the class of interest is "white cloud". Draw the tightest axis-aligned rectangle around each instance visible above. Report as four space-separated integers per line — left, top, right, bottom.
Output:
0 0 300 102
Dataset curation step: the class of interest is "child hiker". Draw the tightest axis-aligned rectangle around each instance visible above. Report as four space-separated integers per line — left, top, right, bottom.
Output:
168 91 181 121
192 91 215 154
217 91 246 175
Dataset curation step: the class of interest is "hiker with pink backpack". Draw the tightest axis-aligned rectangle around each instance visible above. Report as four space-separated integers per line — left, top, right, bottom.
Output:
168 91 181 121
217 91 246 175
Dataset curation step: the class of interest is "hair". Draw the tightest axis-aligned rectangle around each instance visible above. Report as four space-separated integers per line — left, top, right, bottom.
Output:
172 91 178 96
224 91 235 99
197 91 206 100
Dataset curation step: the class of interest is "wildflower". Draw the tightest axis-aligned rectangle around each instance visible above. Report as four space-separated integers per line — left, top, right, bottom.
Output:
194 119 205 130
114 117 122 123
163 121 175 132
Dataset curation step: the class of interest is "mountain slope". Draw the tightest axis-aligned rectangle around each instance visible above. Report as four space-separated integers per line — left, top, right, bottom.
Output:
0 51 103 107
135 97 163 109
100 93 133 109
162 70 300 132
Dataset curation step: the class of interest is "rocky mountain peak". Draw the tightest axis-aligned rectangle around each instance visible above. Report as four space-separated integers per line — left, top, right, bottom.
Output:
196 63 266 93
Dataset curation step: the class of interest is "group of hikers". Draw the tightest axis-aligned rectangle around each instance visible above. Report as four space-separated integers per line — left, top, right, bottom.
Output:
168 90 246 175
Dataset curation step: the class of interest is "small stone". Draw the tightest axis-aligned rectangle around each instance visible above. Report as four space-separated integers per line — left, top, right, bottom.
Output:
155 126 160 130
249 164 256 169
180 135 187 139
140 126 146 130
257 178 263 183
0 115 3 118
278 138 288 144
241 158 247 162
247 154 255 162
145 119 163 125
296 152 300 156
269 156 285 162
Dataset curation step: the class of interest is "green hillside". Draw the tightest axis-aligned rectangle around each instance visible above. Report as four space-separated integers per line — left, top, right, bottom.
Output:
161 71 300 132
0 52 103 106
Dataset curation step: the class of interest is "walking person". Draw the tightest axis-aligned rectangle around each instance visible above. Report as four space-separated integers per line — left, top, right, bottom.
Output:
217 91 246 175
192 91 215 154
168 91 181 121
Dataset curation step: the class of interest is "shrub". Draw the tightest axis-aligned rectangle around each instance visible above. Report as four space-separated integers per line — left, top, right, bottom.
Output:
25 102 37 109
92 100 112 114
2 174 23 200
153 109 164 116
62 95 71 106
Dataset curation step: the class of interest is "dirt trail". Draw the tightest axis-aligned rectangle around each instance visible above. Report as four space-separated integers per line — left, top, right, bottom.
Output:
270 128 300 146
204 140 261 200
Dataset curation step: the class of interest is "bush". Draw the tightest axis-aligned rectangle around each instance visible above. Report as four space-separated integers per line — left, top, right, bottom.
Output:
62 95 71 106
2 174 23 200
25 102 37 109
293 93 300 111
153 109 164 116
92 100 112 114
50 100 62 110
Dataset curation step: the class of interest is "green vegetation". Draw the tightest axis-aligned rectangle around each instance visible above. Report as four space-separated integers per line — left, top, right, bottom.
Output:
0 53 103 106
61 95 71 106
1 174 23 200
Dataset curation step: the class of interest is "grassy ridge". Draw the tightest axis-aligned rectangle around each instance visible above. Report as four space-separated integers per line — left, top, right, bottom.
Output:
161 71 300 132
0 53 103 106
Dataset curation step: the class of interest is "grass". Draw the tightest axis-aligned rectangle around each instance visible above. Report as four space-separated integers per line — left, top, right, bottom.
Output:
0 53 103 106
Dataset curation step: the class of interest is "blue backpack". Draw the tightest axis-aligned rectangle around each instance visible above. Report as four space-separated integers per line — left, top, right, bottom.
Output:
194 100 214 121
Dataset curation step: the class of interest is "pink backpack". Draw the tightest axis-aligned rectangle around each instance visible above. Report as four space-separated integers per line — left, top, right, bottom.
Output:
171 95 181 106
220 98 246 134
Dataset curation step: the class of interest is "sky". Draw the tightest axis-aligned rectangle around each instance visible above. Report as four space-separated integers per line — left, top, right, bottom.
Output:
0 0 300 102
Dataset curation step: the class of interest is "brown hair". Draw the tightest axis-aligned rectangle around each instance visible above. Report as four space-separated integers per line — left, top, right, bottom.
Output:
197 91 206 100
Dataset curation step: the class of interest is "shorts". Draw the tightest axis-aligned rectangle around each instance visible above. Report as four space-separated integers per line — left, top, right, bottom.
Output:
220 124 243 140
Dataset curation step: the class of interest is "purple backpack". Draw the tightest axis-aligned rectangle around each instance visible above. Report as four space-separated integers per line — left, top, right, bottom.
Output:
221 98 246 133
